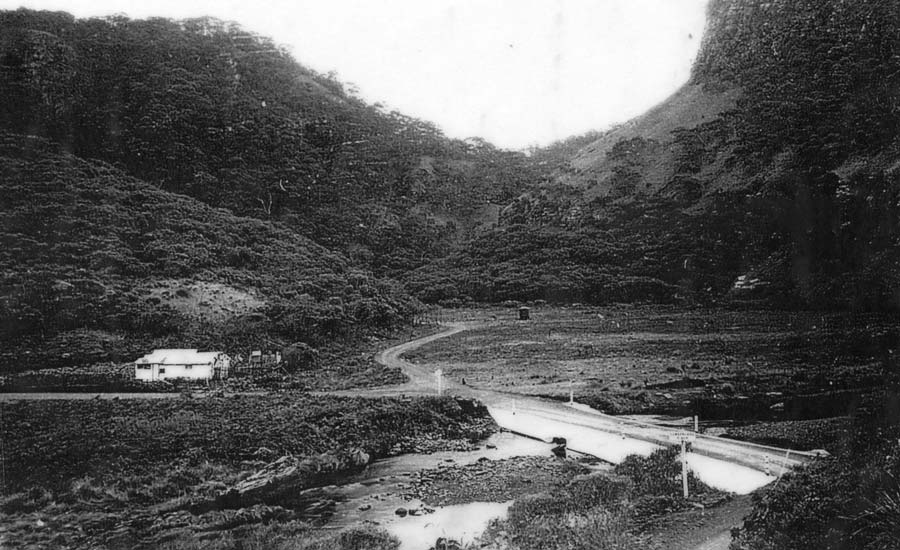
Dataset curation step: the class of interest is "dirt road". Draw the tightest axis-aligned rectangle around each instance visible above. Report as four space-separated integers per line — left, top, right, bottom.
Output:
0 392 182 401
643 495 753 550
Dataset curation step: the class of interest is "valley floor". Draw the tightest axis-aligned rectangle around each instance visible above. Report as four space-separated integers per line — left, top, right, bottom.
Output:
1 305 880 549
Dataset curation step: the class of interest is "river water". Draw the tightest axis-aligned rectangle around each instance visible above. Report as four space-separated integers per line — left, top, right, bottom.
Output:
304 403 778 548
490 406 777 494
311 431 555 549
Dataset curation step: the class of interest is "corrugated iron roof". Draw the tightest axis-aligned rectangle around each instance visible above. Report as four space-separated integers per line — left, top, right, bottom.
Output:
135 349 224 365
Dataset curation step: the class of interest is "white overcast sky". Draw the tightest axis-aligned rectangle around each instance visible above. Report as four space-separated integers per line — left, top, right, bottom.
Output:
3 0 710 150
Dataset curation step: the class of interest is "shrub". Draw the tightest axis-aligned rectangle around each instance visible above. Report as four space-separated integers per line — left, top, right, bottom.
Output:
566 474 632 510
0 487 54 514
631 494 683 520
297 526 399 550
283 342 319 371
567 509 634 550
429 538 464 550
504 473 636 550
613 447 714 498
507 492 572 532
507 506 635 550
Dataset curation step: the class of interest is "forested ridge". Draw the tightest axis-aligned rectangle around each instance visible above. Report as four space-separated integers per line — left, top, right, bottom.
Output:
410 0 900 310
0 8 551 371
0 9 549 277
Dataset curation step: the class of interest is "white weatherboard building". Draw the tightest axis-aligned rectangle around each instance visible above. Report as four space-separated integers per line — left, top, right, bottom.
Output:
134 349 230 381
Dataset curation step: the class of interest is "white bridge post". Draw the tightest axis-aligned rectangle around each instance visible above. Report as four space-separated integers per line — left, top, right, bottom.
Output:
674 431 695 498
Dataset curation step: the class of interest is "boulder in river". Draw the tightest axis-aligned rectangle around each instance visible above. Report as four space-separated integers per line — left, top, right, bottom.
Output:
552 444 567 458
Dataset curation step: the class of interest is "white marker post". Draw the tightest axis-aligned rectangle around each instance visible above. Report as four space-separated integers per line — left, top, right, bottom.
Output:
434 368 443 396
674 431 696 498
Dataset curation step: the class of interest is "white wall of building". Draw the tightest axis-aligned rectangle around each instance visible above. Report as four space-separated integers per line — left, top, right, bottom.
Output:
134 351 228 381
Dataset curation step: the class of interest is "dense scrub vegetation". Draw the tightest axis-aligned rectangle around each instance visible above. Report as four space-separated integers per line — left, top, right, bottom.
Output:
479 448 723 550
688 0 900 310
0 395 491 548
731 357 900 550
405 199 748 305
159 524 401 550
409 0 900 310
4 3 900 317
0 8 558 368
694 0 900 165
0 134 417 372
0 395 490 493
0 9 547 277
422 162 900 308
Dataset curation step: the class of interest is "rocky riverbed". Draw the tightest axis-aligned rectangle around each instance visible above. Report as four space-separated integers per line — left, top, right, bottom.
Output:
405 455 593 507
309 431 590 548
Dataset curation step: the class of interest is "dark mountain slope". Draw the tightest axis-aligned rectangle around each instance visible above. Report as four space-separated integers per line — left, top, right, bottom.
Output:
0 133 416 372
552 84 741 200
0 9 546 276
410 0 900 310
552 0 900 202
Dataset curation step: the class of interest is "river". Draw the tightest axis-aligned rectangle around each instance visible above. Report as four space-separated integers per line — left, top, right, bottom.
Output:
309 431 558 549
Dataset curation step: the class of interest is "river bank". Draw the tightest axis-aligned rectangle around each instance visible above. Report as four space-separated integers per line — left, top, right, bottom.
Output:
0 394 495 549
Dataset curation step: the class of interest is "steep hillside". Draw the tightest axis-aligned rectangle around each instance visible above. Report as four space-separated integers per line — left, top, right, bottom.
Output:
5 4 899 313
0 9 547 277
548 0 900 203
411 0 900 310
0 133 416 372
556 84 740 200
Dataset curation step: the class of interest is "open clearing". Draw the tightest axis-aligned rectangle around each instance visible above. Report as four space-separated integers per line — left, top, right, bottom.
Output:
406 306 891 437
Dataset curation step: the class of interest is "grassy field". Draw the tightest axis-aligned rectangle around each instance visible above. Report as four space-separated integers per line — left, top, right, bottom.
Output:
408 306 895 426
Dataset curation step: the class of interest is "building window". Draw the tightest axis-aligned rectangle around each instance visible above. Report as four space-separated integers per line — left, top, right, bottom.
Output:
159 368 166 374
185 365 192 370
137 365 151 370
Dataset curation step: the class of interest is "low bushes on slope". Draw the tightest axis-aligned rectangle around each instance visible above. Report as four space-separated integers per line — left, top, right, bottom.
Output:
0 395 491 548
481 447 724 550
0 395 493 493
0 134 418 373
